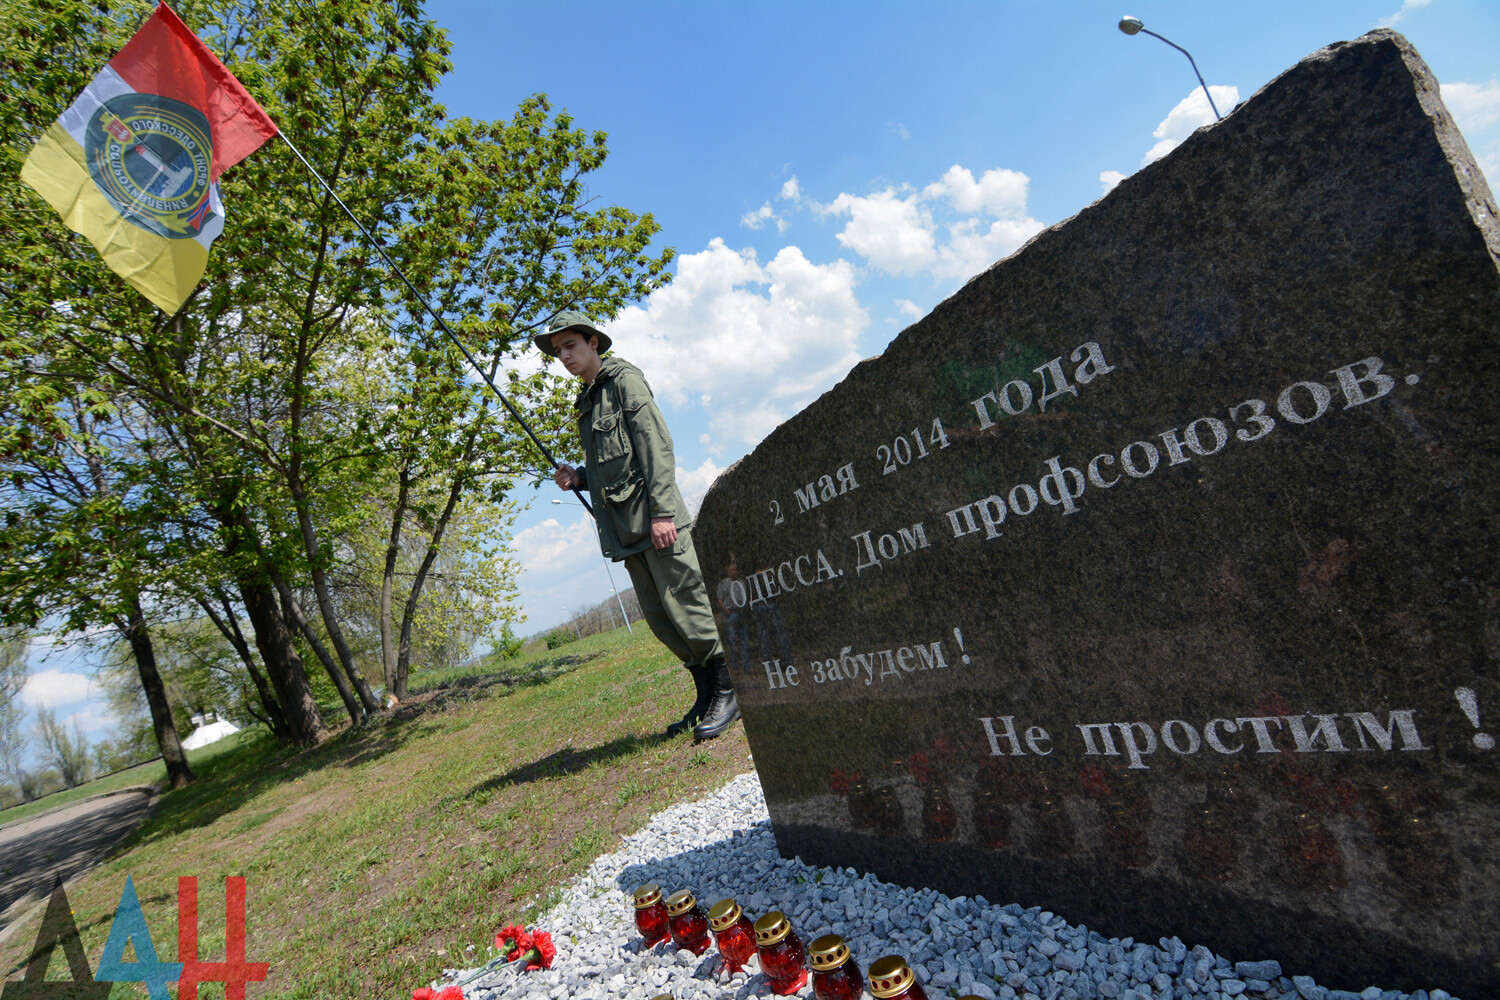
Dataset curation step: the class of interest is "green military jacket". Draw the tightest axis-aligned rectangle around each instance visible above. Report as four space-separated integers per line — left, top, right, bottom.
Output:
574 356 689 560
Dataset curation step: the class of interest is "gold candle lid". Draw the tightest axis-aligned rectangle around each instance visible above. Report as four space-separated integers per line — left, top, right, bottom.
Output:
753 910 791 946
868 955 916 998
633 883 662 908
665 888 698 916
708 898 744 931
809 933 851 971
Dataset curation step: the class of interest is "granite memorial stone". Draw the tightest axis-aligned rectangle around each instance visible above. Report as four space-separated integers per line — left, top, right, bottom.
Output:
694 31 1499 997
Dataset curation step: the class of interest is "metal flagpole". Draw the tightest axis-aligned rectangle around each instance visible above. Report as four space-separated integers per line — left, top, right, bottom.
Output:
274 131 594 516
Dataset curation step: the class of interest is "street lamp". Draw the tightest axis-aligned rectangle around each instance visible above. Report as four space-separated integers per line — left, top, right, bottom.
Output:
1118 15 1222 121
552 498 633 634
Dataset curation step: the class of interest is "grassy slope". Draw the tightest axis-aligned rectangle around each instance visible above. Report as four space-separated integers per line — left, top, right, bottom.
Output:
0 627 752 998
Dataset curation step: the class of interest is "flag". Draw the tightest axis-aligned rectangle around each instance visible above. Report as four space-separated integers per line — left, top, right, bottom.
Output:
19 2 277 314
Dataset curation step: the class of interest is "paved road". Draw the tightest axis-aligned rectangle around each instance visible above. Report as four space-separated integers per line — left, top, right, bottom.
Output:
0 787 154 940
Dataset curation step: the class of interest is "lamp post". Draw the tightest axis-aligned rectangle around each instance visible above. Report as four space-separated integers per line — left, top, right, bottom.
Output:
1118 15 1222 121
552 499 633 634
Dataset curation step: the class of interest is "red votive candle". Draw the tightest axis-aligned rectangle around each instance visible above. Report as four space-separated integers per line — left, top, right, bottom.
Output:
665 889 712 955
868 955 928 1000
708 898 757 972
810 933 864 1000
632 883 670 946
754 911 809 995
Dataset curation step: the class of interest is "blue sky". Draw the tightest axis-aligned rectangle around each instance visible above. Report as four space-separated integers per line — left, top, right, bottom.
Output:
15 0 1499 767
437 0 1500 635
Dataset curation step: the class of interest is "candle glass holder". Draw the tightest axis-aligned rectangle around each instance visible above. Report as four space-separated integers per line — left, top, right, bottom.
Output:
632 883 670 946
708 898 757 972
754 911 808 995
810 933 863 1000
868 955 928 1000
665 889 711 955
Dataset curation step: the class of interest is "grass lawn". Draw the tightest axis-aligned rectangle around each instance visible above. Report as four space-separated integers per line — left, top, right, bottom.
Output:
0 626 753 998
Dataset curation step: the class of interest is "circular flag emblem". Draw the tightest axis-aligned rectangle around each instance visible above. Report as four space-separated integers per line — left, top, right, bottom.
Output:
85 93 215 239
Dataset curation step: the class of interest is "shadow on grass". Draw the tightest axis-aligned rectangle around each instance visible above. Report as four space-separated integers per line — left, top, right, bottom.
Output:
126 655 602 848
459 730 677 803
408 651 601 697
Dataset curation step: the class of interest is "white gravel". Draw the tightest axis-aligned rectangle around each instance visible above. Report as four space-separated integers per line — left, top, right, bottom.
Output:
430 773 1460 1000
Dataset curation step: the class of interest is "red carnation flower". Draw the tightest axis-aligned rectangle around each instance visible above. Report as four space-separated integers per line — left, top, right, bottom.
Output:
523 930 556 970
412 989 435 1000
495 923 527 952
507 930 533 962
436 987 464 1000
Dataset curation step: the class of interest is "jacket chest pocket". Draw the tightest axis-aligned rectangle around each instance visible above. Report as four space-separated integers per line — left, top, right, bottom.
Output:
589 412 631 486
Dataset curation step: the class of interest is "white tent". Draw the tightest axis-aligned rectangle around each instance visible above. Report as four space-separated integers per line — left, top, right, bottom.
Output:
181 713 240 750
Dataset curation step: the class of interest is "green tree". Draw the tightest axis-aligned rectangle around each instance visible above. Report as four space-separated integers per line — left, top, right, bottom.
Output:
0 631 31 798
33 707 91 788
2 0 673 743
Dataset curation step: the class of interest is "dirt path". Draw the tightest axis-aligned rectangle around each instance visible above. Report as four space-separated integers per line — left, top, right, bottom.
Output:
0 787 154 944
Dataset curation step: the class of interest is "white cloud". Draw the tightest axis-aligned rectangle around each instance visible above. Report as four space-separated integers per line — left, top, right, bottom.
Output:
779 176 801 202
895 299 922 320
821 187 938 276
608 238 868 448
890 122 911 140
1141 85 1241 165
64 708 116 735
740 202 781 231
1099 170 1126 194
677 457 725 516
1442 80 1500 133
923 165 1029 218
817 165 1045 282
1478 149 1499 191
512 515 596 576
937 218 1042 282
509 509 621 630
21 669 93 708
1378 0 1432 27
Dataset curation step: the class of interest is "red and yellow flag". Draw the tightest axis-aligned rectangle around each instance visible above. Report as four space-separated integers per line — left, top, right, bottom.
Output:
20 2 277 314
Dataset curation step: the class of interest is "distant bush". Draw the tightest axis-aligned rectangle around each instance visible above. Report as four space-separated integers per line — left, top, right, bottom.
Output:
496 624 525 660
545 630 578 650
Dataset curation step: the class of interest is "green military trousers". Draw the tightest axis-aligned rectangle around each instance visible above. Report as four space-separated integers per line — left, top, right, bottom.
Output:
621 526 723 668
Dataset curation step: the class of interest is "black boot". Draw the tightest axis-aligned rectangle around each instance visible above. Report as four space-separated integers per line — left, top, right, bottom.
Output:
693 656 740 740
667 664 713 736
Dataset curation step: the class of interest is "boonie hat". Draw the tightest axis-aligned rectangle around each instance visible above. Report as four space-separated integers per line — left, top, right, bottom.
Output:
535 310 611 356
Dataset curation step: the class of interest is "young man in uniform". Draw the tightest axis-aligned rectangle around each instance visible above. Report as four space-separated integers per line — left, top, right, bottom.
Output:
540 311 739 740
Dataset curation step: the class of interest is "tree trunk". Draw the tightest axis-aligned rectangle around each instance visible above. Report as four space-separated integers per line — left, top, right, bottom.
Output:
120 597 194 789
279 586 364 725
381 468 410 692
195 592 291 741
393 448 471 699
285 258 379 716
292 495 380 713
238 579 326 745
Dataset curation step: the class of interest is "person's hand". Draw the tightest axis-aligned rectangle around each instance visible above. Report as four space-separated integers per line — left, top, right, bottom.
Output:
650 516 677 550
554 464 580 490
